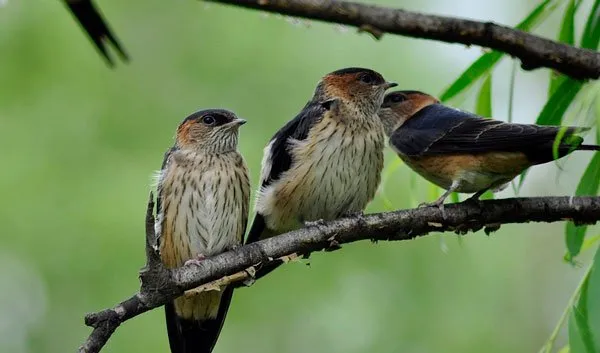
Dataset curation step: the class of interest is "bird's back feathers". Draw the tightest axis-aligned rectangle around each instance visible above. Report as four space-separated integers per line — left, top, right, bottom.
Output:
390 104 593 164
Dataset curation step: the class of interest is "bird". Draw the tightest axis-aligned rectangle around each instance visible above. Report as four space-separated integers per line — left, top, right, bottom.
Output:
64 0 129 66
378 90 600 207
154 109 250 353
246 67 397 278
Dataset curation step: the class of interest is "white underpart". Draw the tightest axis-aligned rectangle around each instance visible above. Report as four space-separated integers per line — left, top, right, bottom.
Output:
256 115 384 233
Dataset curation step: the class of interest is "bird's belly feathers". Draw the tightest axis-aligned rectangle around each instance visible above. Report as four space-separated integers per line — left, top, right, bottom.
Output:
259 122 384 232
159 169 243 265
157 153 248 320
399 152 529 193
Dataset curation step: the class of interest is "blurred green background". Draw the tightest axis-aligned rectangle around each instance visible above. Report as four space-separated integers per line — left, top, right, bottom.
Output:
0 0 598 352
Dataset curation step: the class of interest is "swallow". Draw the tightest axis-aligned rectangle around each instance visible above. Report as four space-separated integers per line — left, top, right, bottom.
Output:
64 0 128 66
155 109 250 353
247 67 397 278
378 90 600 207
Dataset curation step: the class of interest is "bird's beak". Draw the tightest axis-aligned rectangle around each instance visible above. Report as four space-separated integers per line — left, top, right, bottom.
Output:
233 118 247 126
224 118 247 129
383 82 398 89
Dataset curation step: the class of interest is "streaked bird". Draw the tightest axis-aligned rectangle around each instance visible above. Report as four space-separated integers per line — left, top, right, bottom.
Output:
379 90 600 207
155 109 250 353
64 0 128 66
247 67 397 277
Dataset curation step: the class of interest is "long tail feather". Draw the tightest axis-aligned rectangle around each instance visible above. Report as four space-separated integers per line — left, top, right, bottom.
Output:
165 287 234 353
579 144 600 151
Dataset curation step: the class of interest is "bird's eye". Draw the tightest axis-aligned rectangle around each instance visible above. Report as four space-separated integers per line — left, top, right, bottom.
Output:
390 94 406 103
202 115 216 125
359 73 375 84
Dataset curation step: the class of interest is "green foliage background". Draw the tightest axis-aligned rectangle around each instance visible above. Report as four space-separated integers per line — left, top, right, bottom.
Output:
0 0 598 352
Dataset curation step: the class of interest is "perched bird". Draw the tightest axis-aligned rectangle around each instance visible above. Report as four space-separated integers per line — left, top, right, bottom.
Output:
154 109 250 353
246 67 397 276
64 0 128 66
379 90 600 207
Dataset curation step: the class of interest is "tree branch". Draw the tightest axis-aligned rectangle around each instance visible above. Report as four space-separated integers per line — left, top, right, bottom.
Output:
204 0 600 80
79 195 600 353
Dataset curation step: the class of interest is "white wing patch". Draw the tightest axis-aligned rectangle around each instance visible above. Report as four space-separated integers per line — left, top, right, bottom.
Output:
259 140 275 187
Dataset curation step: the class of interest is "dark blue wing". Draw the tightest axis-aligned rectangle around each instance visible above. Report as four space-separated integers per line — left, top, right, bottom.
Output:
390 104 583 162
260 100 326 188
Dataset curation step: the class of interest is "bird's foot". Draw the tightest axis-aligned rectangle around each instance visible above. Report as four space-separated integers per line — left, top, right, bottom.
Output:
418 199 447 219
184 253 206 267
417 199 445 210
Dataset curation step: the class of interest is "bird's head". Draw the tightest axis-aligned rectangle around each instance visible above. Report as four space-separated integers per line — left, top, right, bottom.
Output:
176 109 246 153
379 91 440 135
316 67 397 115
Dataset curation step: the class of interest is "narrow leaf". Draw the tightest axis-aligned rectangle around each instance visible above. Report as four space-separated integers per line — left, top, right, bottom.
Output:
581 0 600 49
565 235 600 260
558 345 570 353
569 306 596 353
567 226 590 263
586 246 600 349
450 192 460 203
440 0 560 102
440 52 502 102
552 126 573 160
566 153 600 260
569 259 598 353
379 158 403 210
476 74 493 118
508 60 517 123
480 190 495 200
520 78 584 188
537 79 585 126
596 102 600 145
550 0 577 96
473 74 494 201
559 0 576 45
